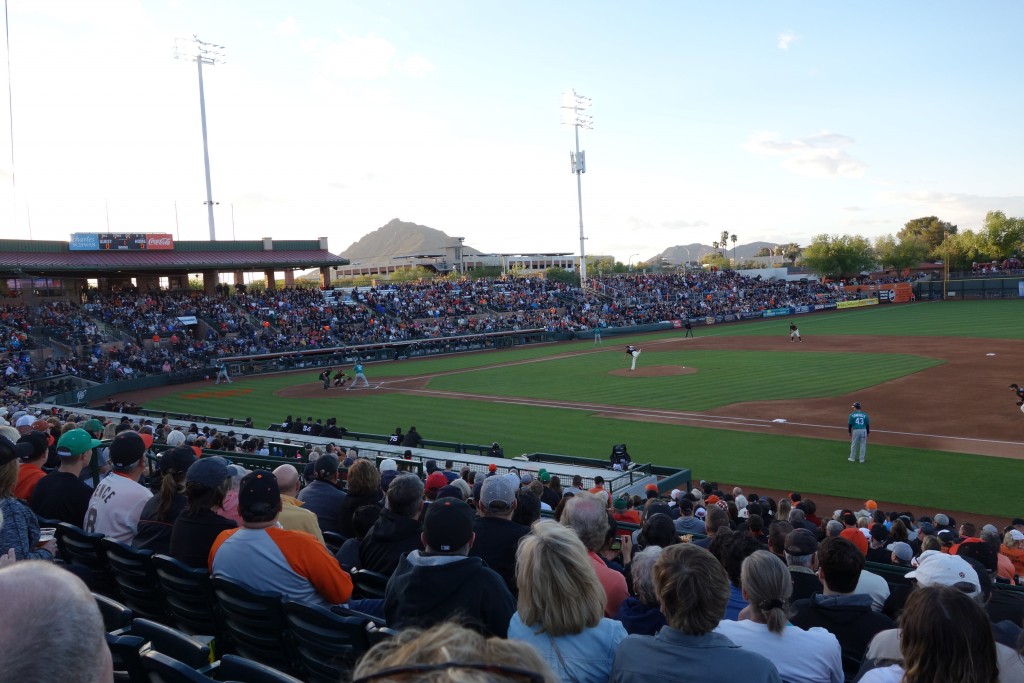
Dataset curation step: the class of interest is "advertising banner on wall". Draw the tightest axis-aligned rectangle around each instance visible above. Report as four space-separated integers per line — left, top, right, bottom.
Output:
69 233 100 251
68 233 174 250
841 282 913 303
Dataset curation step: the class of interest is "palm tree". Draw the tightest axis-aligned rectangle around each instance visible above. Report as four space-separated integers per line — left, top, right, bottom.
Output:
730 234 738 262
711 241 720 255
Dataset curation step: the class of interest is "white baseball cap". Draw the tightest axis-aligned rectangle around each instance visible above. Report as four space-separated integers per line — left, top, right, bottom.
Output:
905 551 980 595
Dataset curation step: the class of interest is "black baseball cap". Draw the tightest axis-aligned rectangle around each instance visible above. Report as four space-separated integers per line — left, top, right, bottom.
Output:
423 498 474 552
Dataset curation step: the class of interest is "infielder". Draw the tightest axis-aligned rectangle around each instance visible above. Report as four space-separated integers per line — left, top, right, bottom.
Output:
789 323 802 343
847 401 869 463
625 345 641 371
1011 383 1024 407
347 361 370 389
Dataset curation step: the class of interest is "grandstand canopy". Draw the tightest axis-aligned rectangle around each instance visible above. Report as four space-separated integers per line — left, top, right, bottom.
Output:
0 237 347 278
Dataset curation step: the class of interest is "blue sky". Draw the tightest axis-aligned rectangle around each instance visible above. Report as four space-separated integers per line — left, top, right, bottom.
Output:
1 1 1022 263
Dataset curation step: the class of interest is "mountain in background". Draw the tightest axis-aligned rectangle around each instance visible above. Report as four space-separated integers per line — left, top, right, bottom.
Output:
648 241 780 264
339 218 483 260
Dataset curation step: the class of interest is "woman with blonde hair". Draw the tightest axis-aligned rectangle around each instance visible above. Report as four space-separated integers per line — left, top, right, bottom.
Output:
776 498 792 523
1001 529 1024 578
508 519 627 683
352 621 557 683
715 550 841 683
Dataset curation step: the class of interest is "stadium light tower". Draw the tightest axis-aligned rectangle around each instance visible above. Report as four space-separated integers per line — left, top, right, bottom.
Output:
175 35 225 241
561 89 592 289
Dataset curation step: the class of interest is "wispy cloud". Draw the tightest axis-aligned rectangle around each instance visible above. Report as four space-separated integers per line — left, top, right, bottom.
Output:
275 16 300 38
660 219 709 230
777 31 798 50
885 191 1024 227
744 130 866 178
313 32 435 80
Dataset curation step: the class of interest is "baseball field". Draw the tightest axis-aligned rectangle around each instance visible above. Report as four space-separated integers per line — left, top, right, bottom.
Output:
124 300 1024 520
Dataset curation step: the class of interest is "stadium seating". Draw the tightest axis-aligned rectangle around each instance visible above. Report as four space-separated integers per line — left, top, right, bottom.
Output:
282 601 374 683
59 522 118 596
102 538 167 623
152 554 221 639
210 576 293 672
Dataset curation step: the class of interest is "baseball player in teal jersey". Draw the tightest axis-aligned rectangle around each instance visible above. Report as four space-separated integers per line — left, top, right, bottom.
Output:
848 401 870 463
347 361 370 389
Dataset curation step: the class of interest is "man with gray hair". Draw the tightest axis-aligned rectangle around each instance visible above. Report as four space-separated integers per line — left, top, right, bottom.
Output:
470 473 529 595
359 473 424 576
825 519 844 538
0 562 113 683
562 492 628 616
614 545 667 635
165 429 187 447
784 528 823 601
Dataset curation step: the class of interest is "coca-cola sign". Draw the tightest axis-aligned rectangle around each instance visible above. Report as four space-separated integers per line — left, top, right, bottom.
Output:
147 234 174 250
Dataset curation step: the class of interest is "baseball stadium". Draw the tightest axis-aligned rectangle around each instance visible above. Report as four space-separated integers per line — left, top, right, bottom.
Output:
4 236 1024 682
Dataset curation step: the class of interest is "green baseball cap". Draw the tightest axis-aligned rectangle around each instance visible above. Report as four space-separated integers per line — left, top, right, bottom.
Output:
82 419 104 434
57 428 102 457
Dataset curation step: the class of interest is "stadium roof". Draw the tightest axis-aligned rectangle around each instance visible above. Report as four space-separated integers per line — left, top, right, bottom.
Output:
0 239 348 276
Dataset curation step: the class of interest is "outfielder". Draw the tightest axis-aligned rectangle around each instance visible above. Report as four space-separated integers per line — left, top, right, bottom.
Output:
847 401 869 463
789 323 802 343
625 345 641 371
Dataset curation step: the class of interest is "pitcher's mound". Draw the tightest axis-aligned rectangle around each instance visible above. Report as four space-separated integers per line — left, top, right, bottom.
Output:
609 365 697 378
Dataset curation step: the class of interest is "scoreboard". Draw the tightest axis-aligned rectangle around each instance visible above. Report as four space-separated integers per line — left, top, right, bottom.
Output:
69 233 174 251
99 233 150 250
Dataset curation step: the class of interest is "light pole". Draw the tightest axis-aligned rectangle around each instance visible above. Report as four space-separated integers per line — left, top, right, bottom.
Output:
175 35 225 241
561 89 592 289
628 253 639 271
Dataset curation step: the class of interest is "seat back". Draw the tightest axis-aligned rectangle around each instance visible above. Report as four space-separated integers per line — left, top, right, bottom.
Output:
130 618 212 670
94 593 134 631
139 650 213 683
214 654 305 683
106 632 147 683
350 568 389 599
284 601 371 683
101 538 167 623
322 531 347 556
152 555 220 639
58 522 117 596
210 576 292 671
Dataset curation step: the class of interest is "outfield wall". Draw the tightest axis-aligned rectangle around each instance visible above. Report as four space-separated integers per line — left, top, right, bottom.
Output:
914 277 1023 300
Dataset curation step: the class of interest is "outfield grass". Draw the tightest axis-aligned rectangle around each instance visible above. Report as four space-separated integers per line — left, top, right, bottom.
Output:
142 301 1024 517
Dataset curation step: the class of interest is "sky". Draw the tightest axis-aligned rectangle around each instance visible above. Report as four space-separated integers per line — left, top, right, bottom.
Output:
1 1 1023 264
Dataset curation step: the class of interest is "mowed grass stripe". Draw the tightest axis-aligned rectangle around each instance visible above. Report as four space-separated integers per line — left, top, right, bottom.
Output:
425 350 942 411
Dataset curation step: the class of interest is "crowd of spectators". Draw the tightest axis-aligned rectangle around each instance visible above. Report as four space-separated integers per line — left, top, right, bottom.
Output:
0 270 886 399
0 401 1022 681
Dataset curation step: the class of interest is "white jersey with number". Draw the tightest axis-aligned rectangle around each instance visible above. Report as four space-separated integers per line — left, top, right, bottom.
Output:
83 472 153 543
